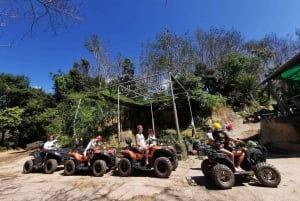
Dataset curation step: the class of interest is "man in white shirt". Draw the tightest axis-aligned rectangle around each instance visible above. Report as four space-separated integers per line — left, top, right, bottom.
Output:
136 125 149 165
43 134 57 151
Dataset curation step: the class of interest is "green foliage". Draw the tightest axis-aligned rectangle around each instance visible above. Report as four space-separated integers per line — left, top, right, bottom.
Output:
217 52 264 108
158 129 180 149
0 73 30 91
190 89 225 108
0 107 24 129
0 107 24 146
56 134 74 148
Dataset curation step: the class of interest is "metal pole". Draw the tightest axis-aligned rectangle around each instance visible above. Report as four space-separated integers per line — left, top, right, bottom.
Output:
73 98 82 137
150 101 155 134
117 86 121 145
187 95 196 137
168 72 181 140
168 72 187 159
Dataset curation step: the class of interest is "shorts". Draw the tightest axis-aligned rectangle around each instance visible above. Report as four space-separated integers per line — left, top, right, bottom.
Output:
137 146 146 153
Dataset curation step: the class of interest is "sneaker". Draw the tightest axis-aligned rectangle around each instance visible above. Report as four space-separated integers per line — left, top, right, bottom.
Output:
235 167 244 172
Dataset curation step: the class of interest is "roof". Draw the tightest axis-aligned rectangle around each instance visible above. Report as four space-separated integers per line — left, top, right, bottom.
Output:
260 52 300 85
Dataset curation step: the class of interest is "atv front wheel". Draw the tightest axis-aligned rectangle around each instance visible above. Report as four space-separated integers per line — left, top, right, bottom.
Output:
117 158 132 177
44 159 58 174
23 159 34 174
254 162 281 187
64 160 76 176
154 157 172 178
201 159 213 178
93 160 107 177
211 163 235 189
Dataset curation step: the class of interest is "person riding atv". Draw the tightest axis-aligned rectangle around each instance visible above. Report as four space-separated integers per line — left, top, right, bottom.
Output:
64 135 117 177
210 122 245 172
193 139 281 189
23 135 70 174
117 125 178 178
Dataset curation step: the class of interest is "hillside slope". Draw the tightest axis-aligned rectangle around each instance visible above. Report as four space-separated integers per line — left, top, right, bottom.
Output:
209 107 260 139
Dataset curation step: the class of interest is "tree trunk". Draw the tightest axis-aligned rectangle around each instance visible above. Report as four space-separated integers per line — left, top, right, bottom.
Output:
0 130 5 146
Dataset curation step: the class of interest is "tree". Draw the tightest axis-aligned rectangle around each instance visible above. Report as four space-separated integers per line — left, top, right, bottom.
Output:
118 58 135 82
51 60 98 101
0 107 24 146
195 27 244 67
84 34 112 88
51 70 70 102
218 52 264 107
244 33 300 73
194 62 219 94
0 73 57 146
244 38 275 79
264 33 300 67
141 28 196 76
14 87 55 145
0 0 82 36
0 73 30 108
116 58 140 97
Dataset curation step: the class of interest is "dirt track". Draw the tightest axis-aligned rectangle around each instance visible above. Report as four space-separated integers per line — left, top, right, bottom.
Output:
0 149 300 201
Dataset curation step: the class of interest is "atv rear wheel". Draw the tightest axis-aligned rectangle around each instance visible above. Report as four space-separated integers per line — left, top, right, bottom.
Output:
117 158 132 177
201 159 213 178
64 160 76 176
254 162 281 187
211 163 235 189
92 160 107 177
154 157 172 178
23 159 34 174
172 158 178 171
44 159 58 174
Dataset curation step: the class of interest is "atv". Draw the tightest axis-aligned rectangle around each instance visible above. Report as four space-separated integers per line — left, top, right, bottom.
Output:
193 141 281 189
63 144 117 177
23 142 70 174
117 137 178 178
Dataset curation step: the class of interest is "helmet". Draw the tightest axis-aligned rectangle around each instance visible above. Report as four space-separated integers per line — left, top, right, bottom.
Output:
96 135 102 141
137 125 143 130
212 122 222 129
224 122 233 130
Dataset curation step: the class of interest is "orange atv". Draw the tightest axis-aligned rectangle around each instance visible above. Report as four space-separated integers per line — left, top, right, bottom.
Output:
117 137 178 178
64 144 117 177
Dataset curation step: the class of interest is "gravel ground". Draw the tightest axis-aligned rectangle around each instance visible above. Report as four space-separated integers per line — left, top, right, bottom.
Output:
0 149 299 201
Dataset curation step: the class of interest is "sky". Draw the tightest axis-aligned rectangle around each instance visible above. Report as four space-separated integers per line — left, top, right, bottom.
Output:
1 0 300 93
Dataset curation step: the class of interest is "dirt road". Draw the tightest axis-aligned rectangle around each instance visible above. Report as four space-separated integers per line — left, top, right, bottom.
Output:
0 150 299 201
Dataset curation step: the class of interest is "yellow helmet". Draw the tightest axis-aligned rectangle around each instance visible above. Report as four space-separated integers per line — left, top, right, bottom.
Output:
212 122 222 129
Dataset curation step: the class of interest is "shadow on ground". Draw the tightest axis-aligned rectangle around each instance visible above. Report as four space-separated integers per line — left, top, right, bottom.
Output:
186 174 263 190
